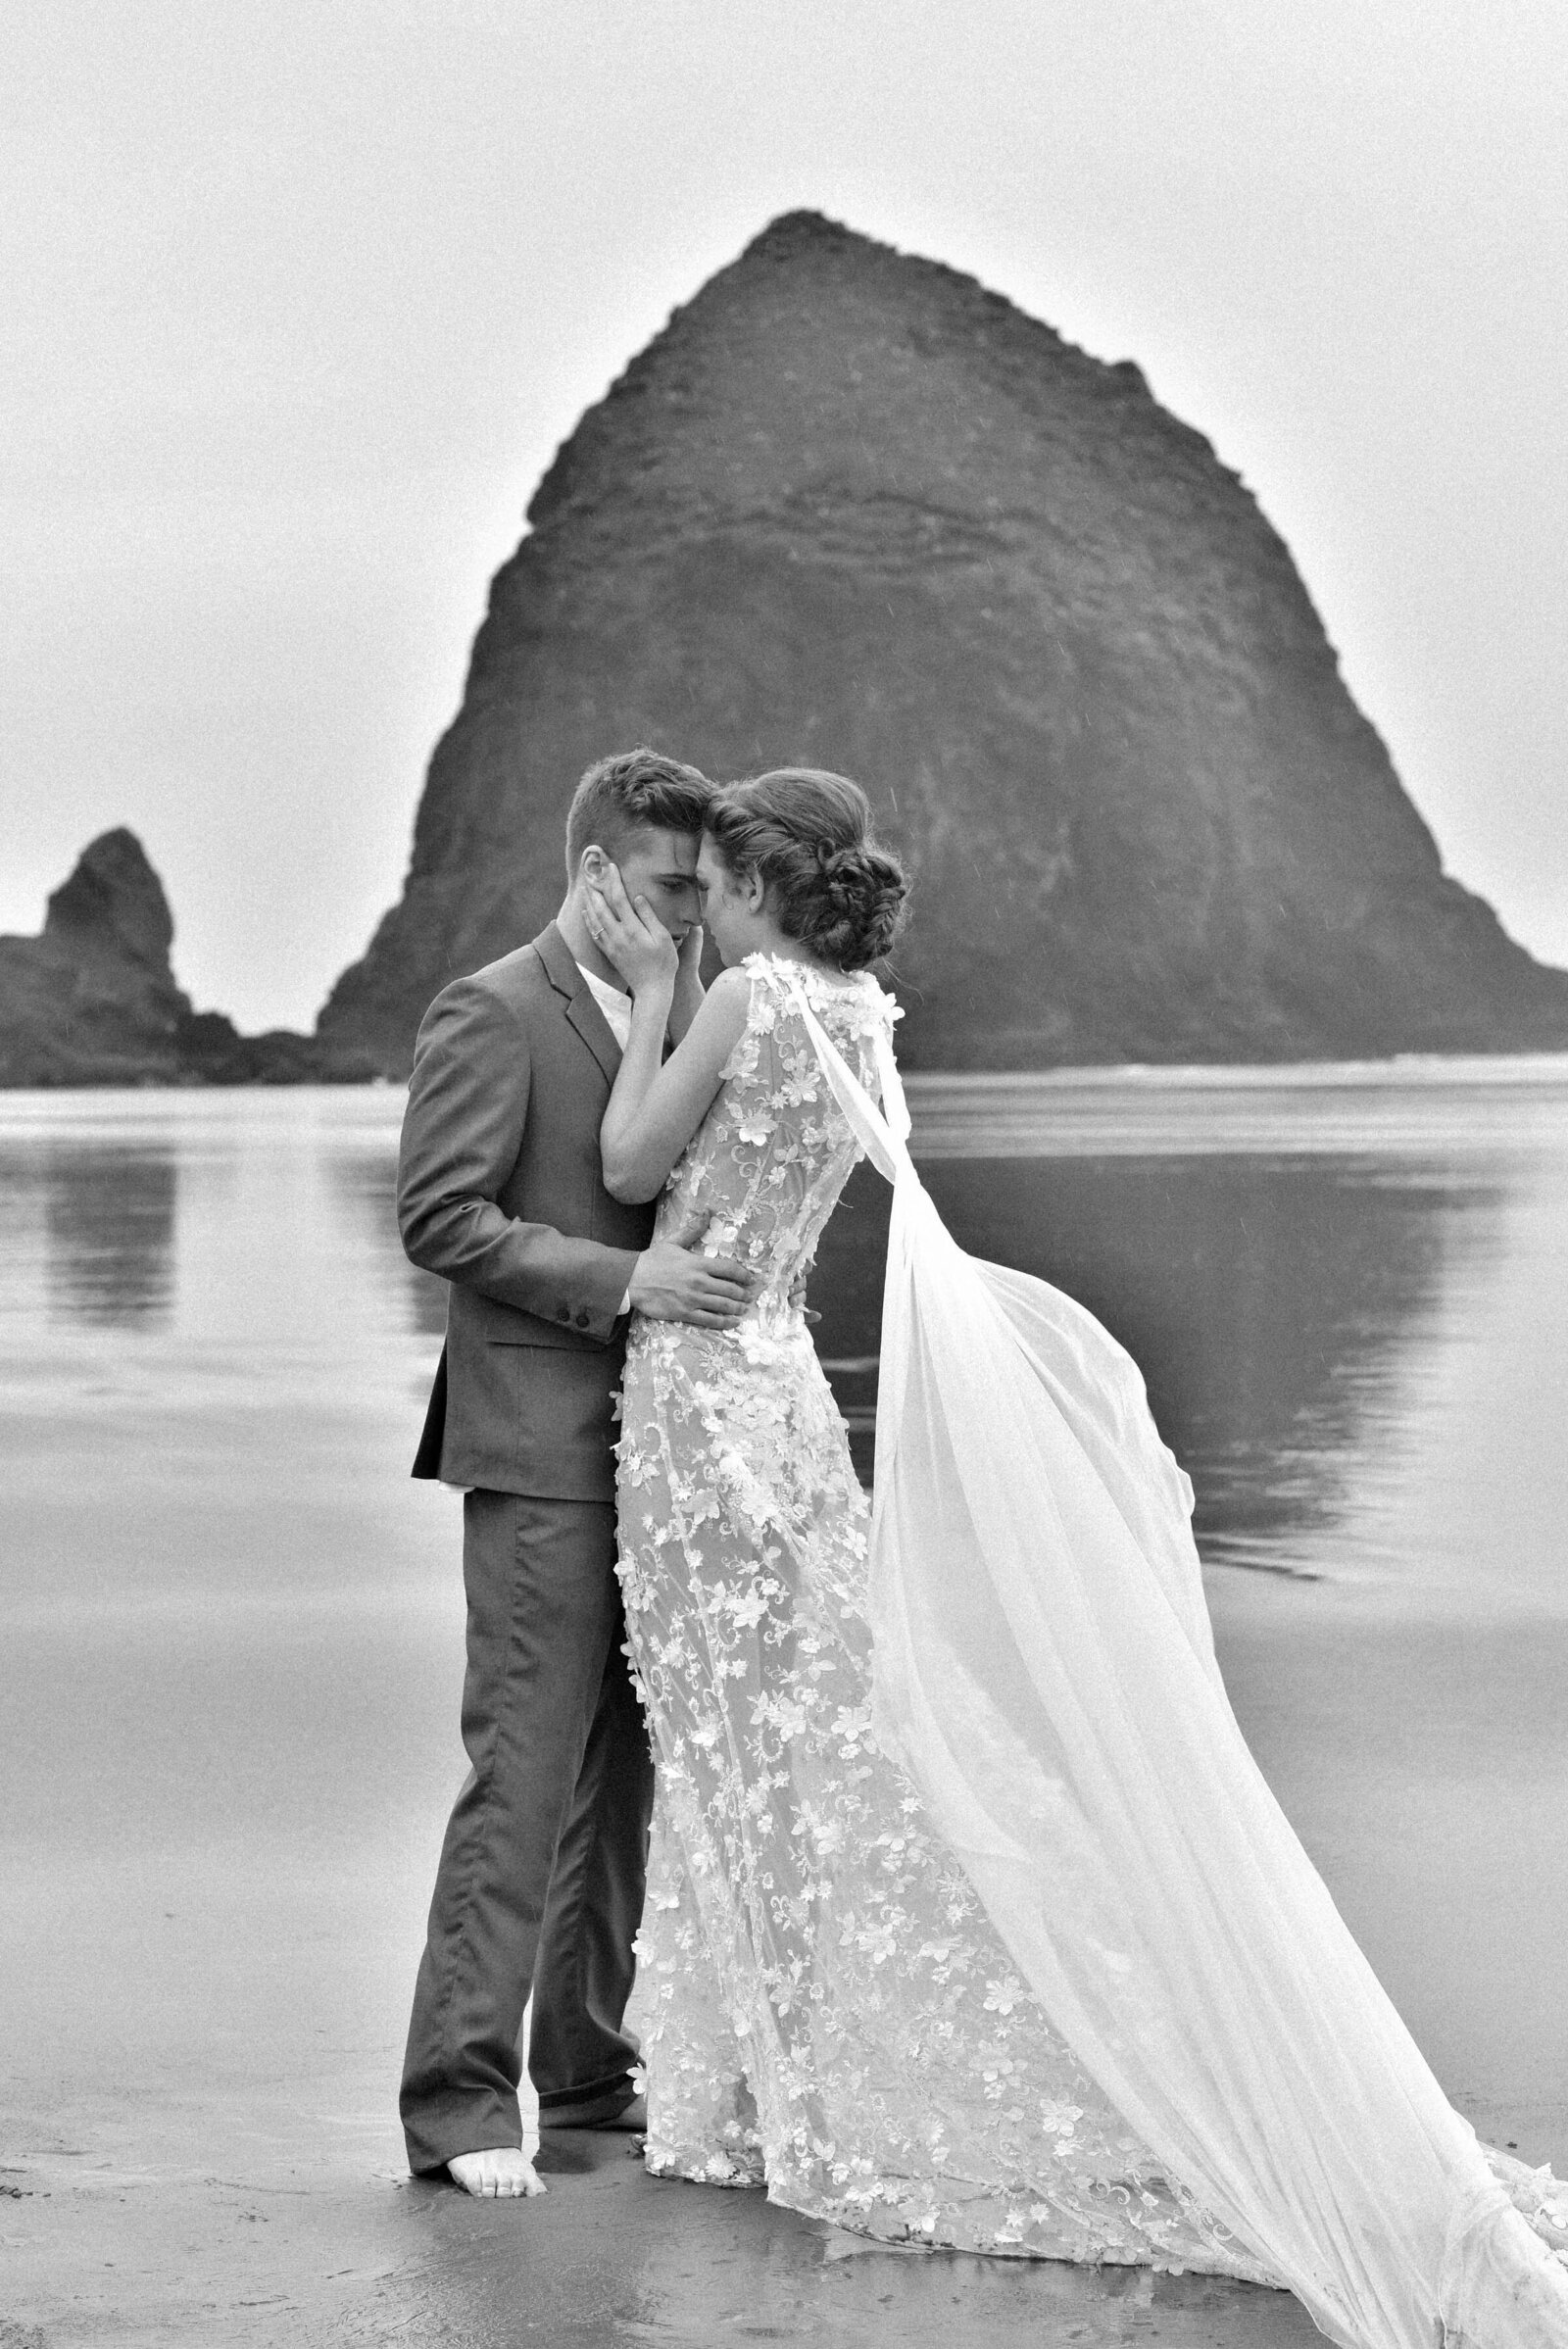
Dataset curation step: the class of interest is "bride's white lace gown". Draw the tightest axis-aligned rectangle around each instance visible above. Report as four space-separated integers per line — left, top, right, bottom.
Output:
614 954 1568 2344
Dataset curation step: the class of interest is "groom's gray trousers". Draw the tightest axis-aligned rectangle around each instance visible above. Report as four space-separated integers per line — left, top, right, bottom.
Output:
395 927 660 2176
399 1487 654 2175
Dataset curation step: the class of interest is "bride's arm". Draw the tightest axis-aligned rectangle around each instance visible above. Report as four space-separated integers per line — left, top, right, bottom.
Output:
585 874 751 1203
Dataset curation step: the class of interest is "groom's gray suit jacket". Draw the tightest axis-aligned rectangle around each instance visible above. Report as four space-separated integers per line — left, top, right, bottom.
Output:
397 920 657 1499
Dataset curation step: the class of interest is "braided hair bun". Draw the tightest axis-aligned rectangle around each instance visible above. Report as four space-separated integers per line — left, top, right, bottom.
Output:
704 769 908 971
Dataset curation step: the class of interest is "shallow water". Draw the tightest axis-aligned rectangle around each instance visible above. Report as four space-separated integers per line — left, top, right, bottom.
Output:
1 1070 1565 2242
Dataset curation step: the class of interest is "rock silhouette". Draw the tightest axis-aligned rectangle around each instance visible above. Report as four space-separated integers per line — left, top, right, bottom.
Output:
318 210 1568 1073
0 830 363 1086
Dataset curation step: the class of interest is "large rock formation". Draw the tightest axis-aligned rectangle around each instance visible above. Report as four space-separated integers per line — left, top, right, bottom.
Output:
348 216 1559 1065
0 830 362 1086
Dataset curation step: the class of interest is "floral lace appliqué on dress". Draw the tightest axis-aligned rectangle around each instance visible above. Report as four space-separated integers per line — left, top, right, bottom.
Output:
614 954 1268 2276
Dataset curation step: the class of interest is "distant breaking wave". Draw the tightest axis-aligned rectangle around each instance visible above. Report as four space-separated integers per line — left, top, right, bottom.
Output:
905 1054 1568 1158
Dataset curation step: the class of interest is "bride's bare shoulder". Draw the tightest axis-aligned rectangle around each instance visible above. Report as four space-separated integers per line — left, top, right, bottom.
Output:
686 963 753 1050
708 962 757 1001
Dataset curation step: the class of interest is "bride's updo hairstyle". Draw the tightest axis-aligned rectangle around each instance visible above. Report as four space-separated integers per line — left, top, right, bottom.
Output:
704 768 909 971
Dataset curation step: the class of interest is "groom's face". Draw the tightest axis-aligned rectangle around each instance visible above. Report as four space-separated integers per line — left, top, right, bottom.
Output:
599 825 703 944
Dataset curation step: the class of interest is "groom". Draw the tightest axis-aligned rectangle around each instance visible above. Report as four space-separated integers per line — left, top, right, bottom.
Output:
397 747 758 2196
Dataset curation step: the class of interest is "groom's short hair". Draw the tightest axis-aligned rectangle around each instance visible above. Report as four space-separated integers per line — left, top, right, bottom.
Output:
564 748 713 879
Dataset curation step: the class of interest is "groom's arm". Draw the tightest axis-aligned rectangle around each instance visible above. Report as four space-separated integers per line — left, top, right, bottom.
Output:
397 975 637 1338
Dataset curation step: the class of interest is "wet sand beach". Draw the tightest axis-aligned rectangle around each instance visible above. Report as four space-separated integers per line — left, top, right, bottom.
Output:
3 1075 1565 2344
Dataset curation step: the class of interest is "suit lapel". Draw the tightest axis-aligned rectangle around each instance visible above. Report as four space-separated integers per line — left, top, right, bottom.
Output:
534 921 622 1089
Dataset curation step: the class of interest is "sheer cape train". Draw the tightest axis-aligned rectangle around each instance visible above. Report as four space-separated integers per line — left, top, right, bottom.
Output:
784 972 1568 2349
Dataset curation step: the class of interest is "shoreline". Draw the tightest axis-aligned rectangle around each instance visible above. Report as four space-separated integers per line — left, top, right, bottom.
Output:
7 1052 1568 1165
6 1044 1568 1096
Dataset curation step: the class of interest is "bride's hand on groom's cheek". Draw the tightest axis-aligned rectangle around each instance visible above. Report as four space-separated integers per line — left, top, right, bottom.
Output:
585 864 678 994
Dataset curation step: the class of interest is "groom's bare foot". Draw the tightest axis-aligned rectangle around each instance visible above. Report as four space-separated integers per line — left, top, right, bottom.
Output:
446 2147 546 2198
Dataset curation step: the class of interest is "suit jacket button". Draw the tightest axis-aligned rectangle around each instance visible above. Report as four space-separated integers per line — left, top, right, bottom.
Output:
556 1303 569 1321
574 1310 591 1328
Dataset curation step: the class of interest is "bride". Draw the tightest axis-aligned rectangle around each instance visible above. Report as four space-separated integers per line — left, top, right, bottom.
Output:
579 766 1568 2349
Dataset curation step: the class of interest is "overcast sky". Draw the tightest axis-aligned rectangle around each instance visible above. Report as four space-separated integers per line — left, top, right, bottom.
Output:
4 0 1565 1031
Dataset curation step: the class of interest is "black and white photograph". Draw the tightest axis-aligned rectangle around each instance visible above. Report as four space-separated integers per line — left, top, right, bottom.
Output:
3 5 1566 2344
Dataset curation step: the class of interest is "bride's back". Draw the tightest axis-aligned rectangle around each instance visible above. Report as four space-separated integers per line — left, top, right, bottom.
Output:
654 954 897 1312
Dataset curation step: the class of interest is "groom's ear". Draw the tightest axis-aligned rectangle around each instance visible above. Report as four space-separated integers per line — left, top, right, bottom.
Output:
581 844 631 905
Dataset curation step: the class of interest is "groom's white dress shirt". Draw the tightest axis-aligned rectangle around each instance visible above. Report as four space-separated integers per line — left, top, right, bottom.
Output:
577 962 633 1052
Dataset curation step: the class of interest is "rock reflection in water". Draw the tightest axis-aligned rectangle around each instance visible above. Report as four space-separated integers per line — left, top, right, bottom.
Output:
810 1153 1502 1575
41 1143 178 1329
327 1145 448 1341
322 1104 1515 1589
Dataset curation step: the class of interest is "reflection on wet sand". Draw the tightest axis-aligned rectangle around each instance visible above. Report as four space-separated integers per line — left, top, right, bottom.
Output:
382 2129 1321 2347
36 1141 179 1328
810 1153 1503 1576
13 1100 1520 1593
323 1100 1517 1591
328 1143 448 1340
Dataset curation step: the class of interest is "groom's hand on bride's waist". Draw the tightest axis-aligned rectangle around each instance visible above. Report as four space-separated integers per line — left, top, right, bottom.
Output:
629 1239 759 1328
